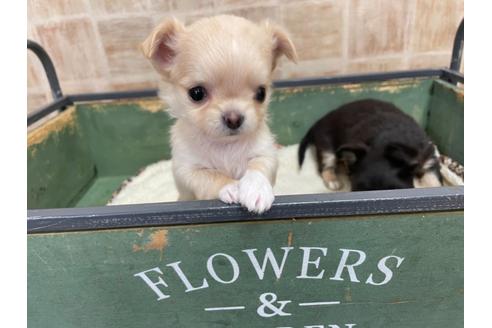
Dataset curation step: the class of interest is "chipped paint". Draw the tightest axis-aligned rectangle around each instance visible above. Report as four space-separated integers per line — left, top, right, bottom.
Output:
375 79 421 93
341 83 363 92
287 231 293 246
274 94 288 102
455 88 464 102
340 80 419 94
134 99 168 112
272 78 424 102
344 287 353 302
84 98 168 113
374 84 411 93
27 106 76 148
133 229 168 253
278 87 305 95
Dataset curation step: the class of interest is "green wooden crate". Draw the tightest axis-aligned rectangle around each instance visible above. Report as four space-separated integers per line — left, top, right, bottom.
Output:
27 73 463 328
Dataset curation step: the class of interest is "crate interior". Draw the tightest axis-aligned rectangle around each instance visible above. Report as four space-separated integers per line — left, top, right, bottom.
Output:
27 77 463 209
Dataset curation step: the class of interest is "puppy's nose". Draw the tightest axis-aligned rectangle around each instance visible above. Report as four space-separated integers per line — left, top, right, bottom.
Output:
222 111 244 130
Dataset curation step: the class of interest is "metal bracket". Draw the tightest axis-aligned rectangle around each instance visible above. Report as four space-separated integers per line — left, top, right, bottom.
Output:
27 40 63 101
450 19 464 73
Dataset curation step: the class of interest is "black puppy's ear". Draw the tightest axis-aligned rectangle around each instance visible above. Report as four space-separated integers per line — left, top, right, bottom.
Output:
336 143 369 166
384 142 419 169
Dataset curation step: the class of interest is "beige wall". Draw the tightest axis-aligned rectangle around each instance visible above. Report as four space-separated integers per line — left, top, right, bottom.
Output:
27 0 463 113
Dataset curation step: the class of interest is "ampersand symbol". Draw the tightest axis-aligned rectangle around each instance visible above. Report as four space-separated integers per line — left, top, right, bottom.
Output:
256 292 292 317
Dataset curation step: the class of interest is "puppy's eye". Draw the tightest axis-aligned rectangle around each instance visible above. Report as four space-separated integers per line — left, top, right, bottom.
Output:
255 86 266 103
188 86 207 102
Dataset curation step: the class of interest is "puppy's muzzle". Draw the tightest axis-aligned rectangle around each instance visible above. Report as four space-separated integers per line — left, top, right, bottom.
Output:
222 111 244 130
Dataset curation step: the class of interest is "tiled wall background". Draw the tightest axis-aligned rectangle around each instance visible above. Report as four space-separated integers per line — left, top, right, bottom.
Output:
27 0 464 113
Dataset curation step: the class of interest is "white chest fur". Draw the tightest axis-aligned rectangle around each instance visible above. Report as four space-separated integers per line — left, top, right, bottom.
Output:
170 120 274 180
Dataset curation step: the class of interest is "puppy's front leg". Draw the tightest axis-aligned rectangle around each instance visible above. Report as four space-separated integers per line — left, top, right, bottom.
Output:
176 167 239 203
318 150 343 190
238 156 277 214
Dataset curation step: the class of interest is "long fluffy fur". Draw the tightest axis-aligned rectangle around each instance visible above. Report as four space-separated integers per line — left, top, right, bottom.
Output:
142 15 296 213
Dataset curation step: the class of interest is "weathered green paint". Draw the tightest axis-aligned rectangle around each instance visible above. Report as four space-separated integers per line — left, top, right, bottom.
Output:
27 109 96 209
269 79 433 146
74 175 130 207
426 80 464 164
76 101 174 176
27 78 463 209
28 212 463 327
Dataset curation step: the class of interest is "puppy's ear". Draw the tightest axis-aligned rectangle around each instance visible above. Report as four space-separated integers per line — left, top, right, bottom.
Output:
384 143 419 169
141 18 185 76
263 21 298 69
336 143 369 166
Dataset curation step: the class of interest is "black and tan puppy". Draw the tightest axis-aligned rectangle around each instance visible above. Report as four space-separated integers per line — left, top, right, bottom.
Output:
298 99 442 191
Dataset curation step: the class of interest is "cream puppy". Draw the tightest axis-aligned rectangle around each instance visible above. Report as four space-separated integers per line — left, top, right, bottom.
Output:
141 15 297 213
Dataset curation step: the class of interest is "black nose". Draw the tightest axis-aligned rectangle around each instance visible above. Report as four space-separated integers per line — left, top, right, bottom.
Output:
222 111 244 130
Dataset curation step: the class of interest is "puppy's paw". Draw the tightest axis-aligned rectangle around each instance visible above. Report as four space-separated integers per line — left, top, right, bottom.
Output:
322 170 343 190
238 170 275 214
326 179 343 190
219 182 240 204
